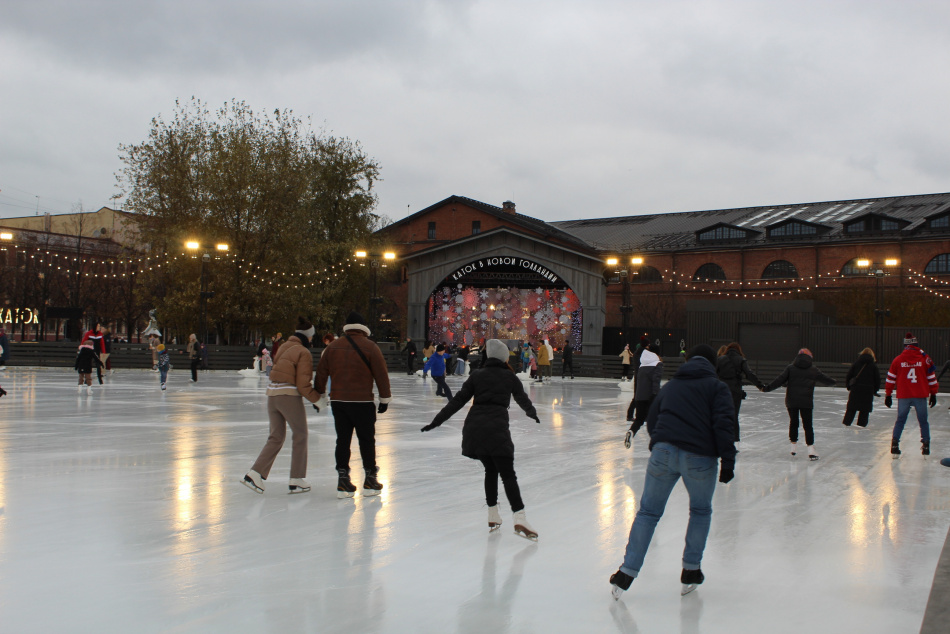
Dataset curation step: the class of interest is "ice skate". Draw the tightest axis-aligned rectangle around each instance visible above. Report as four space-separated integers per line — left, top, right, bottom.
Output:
790 441 797 456
363 467 383 496
609 570 633 600
161 383 166 391
891 438 901 459
241 469 265 494
922 440 930 456
288 478 311 494
488 505 502 531
513 509 538 541
807 445 819 461
337 468 357 498
680 568 704 595
85 385 93 396
77 385 84 394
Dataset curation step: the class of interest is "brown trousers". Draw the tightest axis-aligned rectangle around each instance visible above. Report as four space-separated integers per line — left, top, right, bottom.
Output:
252 395 309 479
77 373 93 386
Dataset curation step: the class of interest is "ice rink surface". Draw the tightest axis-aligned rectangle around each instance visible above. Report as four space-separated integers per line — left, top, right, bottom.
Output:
1 367 949 633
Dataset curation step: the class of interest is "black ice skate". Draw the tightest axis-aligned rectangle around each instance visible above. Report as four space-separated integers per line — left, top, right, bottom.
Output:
363 467 383 496
891 439 901 459
337 468 357 498
241 469 265 494
922 440 930 456
681 568 704 596
610 570 633 601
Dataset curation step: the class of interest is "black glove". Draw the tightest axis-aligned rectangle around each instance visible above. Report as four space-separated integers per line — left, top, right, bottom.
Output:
532 415 540 424
377 402 389 414
719 468 734 484
0 387 6 398
624 430 632 449
312 404 320 412
420 423 436 432
884 394 892 408
930 394 937 408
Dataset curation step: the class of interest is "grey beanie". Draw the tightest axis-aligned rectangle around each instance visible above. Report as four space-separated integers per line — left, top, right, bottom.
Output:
486 339 509 362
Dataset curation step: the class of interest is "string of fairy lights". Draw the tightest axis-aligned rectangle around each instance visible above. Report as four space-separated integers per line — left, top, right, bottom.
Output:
0 240 362 290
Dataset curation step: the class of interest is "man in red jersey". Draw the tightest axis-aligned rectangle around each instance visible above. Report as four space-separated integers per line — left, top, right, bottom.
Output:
884 332 938 457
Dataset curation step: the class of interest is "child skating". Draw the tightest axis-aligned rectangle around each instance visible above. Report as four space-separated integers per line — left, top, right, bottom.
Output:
75 341 103 395
421 339 541 540
157 344 170 390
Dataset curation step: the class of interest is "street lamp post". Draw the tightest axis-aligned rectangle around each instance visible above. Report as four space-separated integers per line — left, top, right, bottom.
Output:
605 256 643 348
355 250 396 335
856 258 898 357
186 241 229 344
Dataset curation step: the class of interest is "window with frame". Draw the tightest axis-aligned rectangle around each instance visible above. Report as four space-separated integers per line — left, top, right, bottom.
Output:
769 222 818 237
427 221 436 240
471 220 481 235
692 263 727 281
925 254 950 274
630 266 663 284
697 226 747 241
761 260 799 279
929 215 950 229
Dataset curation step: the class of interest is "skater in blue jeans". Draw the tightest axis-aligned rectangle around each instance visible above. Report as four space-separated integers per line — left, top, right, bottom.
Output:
610 344 737 600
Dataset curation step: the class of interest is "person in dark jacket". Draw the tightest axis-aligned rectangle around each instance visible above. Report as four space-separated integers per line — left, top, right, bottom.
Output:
75 341 103 395
610 344 737 601
763 348 836 460
561 340 575 379
624 345 663 442
421 339 541 540
405 337 418 375
842 348 881 427
715 342 764 442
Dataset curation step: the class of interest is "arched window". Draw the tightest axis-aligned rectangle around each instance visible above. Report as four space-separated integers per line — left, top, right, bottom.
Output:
692 263 726 281
761 260 799 279
925 254 950 275
630 265 663 284
841 258 870 276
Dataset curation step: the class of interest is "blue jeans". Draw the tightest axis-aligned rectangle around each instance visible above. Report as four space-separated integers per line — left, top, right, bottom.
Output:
620 442 718 578
159 367 168 384
893 398 930 442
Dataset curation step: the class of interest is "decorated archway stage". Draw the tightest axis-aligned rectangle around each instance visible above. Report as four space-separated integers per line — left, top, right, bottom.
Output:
402 227 607 354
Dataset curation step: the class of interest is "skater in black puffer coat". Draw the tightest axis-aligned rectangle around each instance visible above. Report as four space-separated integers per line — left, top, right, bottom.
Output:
842 348 881 428
422 339 541 540
763 348 836 459
715 342 763 442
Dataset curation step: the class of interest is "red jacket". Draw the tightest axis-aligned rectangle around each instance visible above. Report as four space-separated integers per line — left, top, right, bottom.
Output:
885 345 937 398
80 330 105 354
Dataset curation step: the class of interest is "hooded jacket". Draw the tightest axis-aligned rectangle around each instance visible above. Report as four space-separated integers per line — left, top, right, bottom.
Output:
314 324 392 404
845 353 880 412
537 343 551 366
75 343 102 374
645 356 737 470
764 353 836 409
633 350 663 401
427 357 538 458
716 349 763 396
266 334 320 402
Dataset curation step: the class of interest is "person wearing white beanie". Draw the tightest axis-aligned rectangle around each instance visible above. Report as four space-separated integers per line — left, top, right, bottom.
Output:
421 339 542 540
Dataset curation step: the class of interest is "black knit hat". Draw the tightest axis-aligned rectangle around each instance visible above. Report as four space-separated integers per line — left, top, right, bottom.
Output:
686 344 717 366
345 311 366 327
436 344 445 352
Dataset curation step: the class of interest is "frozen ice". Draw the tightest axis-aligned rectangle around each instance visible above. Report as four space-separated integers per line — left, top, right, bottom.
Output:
0 368 948 632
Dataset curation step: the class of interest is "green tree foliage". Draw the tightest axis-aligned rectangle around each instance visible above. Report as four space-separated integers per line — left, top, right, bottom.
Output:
116 98 386 342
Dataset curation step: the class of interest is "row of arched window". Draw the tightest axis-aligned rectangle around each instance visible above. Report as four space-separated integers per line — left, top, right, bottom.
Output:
682 255 950 282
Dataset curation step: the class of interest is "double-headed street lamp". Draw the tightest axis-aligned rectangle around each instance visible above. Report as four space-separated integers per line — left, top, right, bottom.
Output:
605 255 644 347
855 258 899 357
355 250 396 335
186 241 229 344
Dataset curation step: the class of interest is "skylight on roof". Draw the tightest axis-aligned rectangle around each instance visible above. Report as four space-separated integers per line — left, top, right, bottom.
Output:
835 202 872 222
808 204 840 222
736 209 773 227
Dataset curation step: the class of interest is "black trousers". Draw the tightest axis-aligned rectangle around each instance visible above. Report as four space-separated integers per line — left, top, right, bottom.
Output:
627 398 654 435
562 359 574 378
479 455 524 512
332 401 377 472
407 355 415 374
788 407 815 445
842 408 870 427
731 391 743 441
622 363 631 379
433 374 453 398
190 358 200 381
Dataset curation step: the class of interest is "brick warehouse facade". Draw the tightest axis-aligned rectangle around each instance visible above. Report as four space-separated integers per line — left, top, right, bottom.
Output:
375 192 950 358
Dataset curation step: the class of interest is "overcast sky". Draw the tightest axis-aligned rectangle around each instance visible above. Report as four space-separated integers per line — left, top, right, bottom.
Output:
2 0 948 225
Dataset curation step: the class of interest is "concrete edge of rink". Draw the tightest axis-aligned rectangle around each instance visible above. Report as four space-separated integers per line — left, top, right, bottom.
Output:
921 525 950 634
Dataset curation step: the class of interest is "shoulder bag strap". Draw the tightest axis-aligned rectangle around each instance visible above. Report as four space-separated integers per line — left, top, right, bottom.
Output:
344 334 374 372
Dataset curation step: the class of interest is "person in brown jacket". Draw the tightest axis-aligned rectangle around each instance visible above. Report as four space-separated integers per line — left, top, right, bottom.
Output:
314 311 393 498
242 317 320 494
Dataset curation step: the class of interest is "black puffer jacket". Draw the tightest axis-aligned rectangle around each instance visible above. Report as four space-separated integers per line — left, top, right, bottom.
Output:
646 356 737 470
716 349 763 396
764 354 836 409
845 353 880 412
427 357 538 458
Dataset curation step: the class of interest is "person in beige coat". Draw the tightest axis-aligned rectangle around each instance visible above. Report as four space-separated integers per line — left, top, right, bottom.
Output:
242 318 320 494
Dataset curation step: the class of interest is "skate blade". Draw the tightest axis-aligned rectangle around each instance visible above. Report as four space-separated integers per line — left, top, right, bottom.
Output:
611 586 625 601
514 526 538 541
488 523 502 532
891 454 900 459
681 583 698 596
809 456 819 461
241 478 264 494
288 487 311 494
362 488 382 496
337 490 356 499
